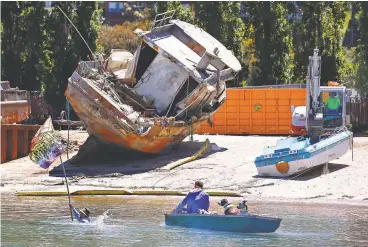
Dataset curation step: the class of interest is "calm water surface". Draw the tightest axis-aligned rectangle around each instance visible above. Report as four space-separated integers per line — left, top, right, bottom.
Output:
1 195 368 247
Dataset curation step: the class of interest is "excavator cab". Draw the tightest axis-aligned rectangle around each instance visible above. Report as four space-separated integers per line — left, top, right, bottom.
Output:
322 88 345 130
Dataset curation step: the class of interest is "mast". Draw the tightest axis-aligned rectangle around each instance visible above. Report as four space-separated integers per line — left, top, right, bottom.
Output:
306 49 324 140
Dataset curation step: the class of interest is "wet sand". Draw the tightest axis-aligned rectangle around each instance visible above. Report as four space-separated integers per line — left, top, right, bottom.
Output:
1 130 368 206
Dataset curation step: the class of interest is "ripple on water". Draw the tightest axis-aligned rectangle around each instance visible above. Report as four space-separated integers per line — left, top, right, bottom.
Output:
1 195 368 247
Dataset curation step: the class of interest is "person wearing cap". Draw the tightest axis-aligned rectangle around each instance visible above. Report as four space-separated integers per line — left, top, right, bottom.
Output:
69 203 91 223
174 181 210 214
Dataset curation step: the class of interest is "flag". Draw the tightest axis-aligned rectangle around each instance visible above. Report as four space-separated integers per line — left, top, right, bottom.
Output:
29 117 65 169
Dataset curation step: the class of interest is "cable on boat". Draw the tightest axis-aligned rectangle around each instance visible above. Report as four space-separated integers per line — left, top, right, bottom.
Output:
55 5 94 57
66 99 70 160
174 91 207 118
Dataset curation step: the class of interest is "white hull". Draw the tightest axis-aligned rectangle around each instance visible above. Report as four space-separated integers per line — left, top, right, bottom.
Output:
256 134 352 177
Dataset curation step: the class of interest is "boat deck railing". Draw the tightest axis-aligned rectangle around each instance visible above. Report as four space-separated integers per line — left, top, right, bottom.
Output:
319 126 350 141
150 10 176 32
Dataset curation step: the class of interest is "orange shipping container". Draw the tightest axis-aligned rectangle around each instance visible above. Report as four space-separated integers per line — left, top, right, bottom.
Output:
196 87 306 135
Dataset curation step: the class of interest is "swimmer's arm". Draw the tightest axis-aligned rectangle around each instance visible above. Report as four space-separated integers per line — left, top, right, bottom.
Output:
69 204 82 221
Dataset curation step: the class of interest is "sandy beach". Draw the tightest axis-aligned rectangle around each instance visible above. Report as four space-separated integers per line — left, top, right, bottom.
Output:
1 130 368 206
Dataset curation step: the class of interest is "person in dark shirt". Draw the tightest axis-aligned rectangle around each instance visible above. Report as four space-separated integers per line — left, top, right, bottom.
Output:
174 181 210 214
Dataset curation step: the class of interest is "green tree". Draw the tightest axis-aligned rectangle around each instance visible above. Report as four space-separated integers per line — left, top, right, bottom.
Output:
166 1 195 24
355 2 368 97
41 2 102 111
155 2 169 15
194 2 244 58
194 2 244 86
243 2 293 85
292 2 351 85
97 20 151 54
291 2 324 84
41 2 77 111
322 2 352 84
1 1 49 91
74 2 102 59
151 2 245 86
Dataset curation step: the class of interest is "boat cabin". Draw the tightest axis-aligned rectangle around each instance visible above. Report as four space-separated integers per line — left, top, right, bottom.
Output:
126 11 241 119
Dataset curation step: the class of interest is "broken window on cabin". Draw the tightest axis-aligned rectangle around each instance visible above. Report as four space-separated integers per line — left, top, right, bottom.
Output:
134 44 158 82
165 76 198 118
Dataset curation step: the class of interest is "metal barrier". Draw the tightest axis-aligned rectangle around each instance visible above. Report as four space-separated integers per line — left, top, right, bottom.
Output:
1 124 40 163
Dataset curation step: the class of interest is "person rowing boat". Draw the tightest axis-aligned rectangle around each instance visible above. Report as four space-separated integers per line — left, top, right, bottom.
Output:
173 181 210 214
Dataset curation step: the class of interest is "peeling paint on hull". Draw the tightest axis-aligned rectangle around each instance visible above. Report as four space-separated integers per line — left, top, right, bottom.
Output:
65 81 208 154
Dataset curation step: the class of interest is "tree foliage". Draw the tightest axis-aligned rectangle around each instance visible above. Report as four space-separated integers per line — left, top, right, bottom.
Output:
194 2 244 58
291 2 352 85
1 2 49 91
1 1 368 113
355 2 368 97
166 1 195 24
96 20 151 54
1 2 102 112
241 2 293 85
41 2 101 111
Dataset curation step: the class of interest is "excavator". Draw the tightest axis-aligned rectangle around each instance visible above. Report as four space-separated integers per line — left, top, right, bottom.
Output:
254 49 353 178
291 49 351 137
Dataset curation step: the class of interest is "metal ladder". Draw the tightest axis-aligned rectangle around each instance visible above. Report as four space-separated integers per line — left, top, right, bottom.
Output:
150 10 176 32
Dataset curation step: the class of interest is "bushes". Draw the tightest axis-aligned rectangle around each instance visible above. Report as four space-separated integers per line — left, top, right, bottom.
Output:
96 20 151 54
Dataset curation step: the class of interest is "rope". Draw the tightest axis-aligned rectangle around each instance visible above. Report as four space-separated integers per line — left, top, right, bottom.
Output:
60 156 73 221
66 99 70 160
56 5 94 57
186 77 189 119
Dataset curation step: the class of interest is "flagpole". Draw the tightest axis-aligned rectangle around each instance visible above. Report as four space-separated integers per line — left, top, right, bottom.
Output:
60 156 73 221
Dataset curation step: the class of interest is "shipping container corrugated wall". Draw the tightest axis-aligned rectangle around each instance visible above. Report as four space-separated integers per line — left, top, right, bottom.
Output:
196 88 306 135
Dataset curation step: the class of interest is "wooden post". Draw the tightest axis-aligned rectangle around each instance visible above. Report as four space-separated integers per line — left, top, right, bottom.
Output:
352 135 354 161
323 162 329 175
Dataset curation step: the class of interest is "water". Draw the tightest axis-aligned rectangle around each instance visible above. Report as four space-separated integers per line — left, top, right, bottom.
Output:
2 195 368 247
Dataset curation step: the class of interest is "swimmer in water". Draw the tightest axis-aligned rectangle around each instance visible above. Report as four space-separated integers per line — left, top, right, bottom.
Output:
69 203 90 223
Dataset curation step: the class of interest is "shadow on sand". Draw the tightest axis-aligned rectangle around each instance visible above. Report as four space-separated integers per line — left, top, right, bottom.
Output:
252 163 349 181
49 135 227 178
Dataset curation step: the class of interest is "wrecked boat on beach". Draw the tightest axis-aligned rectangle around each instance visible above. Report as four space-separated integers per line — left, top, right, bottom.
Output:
65 12 241 154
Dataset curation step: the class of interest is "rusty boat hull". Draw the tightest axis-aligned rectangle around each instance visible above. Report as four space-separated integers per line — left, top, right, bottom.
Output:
65 78 209 153
66 14 241 154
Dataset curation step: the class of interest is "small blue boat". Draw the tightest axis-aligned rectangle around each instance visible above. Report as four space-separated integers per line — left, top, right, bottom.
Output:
165 213 281 233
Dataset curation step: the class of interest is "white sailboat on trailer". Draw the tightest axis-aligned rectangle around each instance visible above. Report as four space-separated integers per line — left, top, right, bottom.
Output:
254 49 353 178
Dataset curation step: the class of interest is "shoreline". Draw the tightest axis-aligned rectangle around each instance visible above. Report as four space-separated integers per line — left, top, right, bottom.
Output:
1 130 368 207
2 189 368 207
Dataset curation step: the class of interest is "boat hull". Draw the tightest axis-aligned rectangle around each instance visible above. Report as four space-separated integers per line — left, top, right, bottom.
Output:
165 213 281 233
65 79 213 154
255 131 352 177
